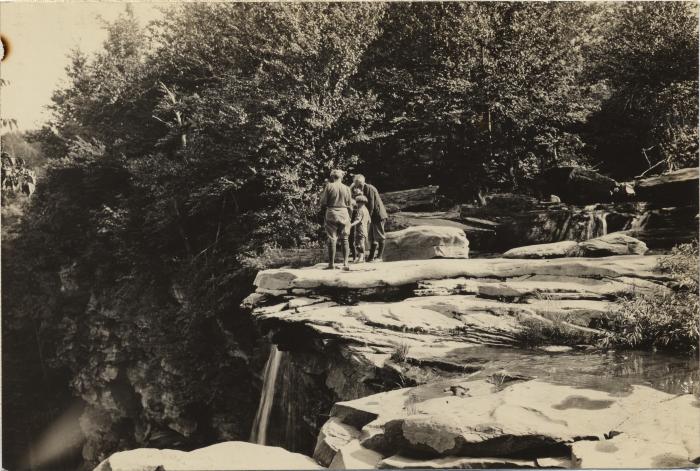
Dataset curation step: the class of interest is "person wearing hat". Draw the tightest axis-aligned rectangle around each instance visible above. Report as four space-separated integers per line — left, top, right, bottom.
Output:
319 169 353 270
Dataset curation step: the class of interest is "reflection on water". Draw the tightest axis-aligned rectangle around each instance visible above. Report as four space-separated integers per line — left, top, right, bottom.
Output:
443 347 699 396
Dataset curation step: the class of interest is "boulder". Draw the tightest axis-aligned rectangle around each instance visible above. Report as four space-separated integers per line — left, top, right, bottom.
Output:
503 241 578 259
572 233 648 257
634 167 699 206
93 441 322 471
538 167 618 204
313 417 360 467
329 439 383 469
382 226 469 262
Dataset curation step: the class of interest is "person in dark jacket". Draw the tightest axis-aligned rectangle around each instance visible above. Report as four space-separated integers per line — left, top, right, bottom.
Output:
352 174 388 262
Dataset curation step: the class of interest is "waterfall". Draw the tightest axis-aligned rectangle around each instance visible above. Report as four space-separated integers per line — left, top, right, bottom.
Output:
250 345 284 445
584 210 609 240
624 211 651 231
596 211 609 237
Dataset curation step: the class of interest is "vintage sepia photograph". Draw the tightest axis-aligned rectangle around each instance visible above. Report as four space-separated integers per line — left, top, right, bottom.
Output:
1 1 698 470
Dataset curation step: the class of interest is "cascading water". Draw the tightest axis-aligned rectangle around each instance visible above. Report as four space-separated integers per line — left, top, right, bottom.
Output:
624 211 651 231
583 209 609 240
250 345 284 445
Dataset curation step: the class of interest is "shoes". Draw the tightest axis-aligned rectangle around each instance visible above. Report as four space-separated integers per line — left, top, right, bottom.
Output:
342 265 350 271
371 258 383 263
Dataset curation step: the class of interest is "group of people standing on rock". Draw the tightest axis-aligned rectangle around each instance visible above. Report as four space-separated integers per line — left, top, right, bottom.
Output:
319 169 388 270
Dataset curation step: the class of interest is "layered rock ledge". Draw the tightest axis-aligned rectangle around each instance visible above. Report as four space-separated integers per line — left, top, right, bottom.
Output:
315 377 700 469
248 256 671 376
253 255 669 292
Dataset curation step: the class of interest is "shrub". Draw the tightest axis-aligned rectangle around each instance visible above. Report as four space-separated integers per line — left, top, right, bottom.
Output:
515 318 596 347
599 242 699 354
390 343 410 363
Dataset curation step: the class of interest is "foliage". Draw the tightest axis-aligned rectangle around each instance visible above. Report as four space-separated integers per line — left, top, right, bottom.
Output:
585 2 699 178
515 318 597 348
390 343 410 363
354 2 602 196
600 242 699 354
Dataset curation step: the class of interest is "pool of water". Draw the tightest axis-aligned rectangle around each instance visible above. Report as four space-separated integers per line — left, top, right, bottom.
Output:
441 346 699 396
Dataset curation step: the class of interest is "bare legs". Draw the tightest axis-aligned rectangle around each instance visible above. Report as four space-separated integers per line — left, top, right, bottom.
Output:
327 238 350 270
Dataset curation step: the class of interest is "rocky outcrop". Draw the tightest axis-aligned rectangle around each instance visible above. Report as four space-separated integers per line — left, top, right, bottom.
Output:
93 441 322 470
503 241 579 259
383 226 470 262
538 167 618 204
381 186 439 211
240 254 692 467
253 256 669 292
249 259 669 384
460 201 648 252
245 256 676 458
634 167 699 206
316 378 700 469
572 232 648 257
504 234 648 259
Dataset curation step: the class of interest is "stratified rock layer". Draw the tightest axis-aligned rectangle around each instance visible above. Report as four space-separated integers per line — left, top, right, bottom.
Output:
243 254 693 467
503 241 578 259
317 378 700 469
503 233 648 259
254 256 667 291
634 167 699 205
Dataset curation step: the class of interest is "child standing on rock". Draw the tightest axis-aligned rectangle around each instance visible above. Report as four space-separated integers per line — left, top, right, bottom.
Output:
351 195 370 262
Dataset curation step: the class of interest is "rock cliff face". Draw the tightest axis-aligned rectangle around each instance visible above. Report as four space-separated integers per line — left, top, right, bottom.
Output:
243 255 687 464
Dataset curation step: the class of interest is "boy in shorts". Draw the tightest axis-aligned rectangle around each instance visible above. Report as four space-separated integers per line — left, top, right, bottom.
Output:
350 195 370 263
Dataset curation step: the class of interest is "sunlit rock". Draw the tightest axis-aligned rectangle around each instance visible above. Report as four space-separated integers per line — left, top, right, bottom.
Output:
572 233 648 257
93 441 322 471
254 256 667 291
320 378 700 468
382 225 469 262
503 241 578 259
